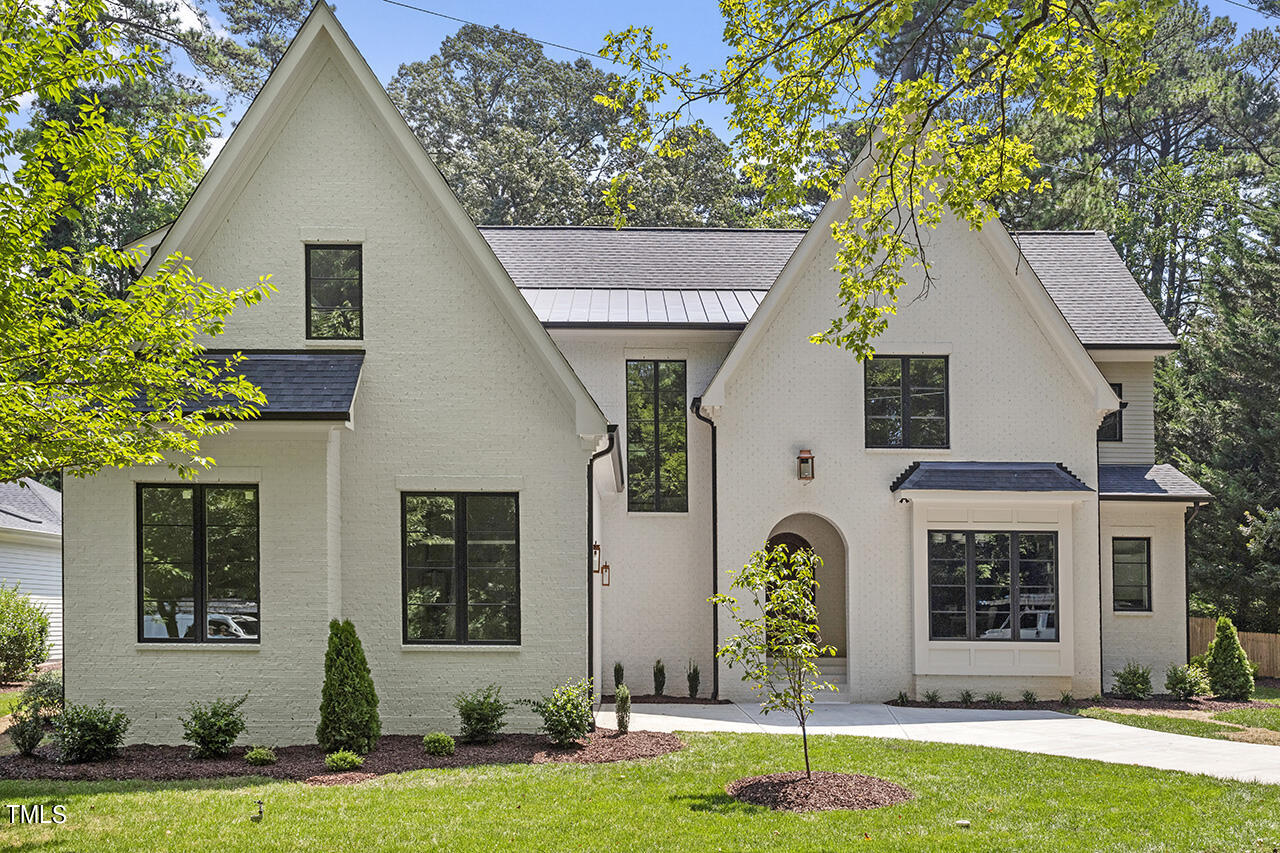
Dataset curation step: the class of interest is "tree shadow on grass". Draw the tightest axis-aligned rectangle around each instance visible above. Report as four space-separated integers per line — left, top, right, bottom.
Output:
670 791 766 814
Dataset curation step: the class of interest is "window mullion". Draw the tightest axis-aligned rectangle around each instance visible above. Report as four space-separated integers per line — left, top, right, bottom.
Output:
194 485 207 643
651 361 661 511
900 356 912 448
457 494 468 643
965 532 976 640
1010 534 1020 641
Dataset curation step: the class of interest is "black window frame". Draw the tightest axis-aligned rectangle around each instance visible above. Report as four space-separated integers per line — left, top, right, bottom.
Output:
135 483 261 645
1098 383 1124 442
927 529 1059 642
864 355 950 449
626 359 689 513
305 243 364 341
1111 536 1152 612
400 491 521 646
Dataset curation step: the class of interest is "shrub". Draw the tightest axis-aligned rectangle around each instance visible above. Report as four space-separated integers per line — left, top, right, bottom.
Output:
613 661 624 691
180 694 248 759
316 619 381 754
523 678 594 746
653 659 666 696
454 684 507 744
687 660 700 699
423 732 455 756
922 689 941 705
9 709 45 756
1059 691 1074 706
958 690 974 707
52 702 129 763
1165 664 1211 700
1206 616 1255 700
1021 690 1038 704
1112 660 1153 700
895 690 910 705
982 692 1004 705
18 671 63 717
244 746 277 766
615 684 631 734
324 749 363 771
0 584 50 682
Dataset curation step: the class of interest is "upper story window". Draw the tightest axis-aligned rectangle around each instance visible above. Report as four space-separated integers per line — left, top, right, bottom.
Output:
306 244 362 339
1112 537 1151 611
402 492 520 645
1098 383 1123 442
138 484 260 643
626 360 688 512
865 355 949 448
927 530 1058 642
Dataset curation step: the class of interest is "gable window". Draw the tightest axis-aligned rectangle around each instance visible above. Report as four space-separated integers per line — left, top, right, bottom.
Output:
927 531 1058 641
1112 537 1151 611
306 244 362 339
626 360 688 512
138 484 260 643
402 493 520 644
1098 383 1123 441
865 356 948 448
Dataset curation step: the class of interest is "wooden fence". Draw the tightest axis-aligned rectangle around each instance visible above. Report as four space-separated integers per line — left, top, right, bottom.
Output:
1189 617 1280 677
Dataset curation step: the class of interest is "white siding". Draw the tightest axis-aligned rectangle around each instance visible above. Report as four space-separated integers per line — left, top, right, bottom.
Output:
0 535 62 661
1097 361 1156 465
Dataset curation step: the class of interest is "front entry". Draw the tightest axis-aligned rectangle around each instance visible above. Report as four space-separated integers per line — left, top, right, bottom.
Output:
766 515 847 659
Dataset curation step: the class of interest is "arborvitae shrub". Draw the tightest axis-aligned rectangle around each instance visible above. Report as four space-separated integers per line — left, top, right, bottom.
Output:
687 660 700 699
1206 616 1255 700
316 619 381 754
615 684 631 734
613 661 624 691
653 659 666 695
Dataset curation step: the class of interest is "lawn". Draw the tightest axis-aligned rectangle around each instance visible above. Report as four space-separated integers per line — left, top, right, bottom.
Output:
0 690 20 718
1215 707 1280 732
1 733 1278 852
1255 683 1280 704
1075 707 1238 739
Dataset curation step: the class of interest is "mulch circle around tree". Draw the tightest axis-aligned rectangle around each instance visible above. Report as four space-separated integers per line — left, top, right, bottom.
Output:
0 729 683 786
726 771 914 812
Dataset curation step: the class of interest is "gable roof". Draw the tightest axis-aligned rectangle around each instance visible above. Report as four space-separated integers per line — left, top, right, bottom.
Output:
0 479 62 537
138 2 606 439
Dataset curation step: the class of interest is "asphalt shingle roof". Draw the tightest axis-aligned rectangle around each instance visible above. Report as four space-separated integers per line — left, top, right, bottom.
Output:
1098 464 1211 500
0 478 62 535
202 351 364 419
890 461 1093 493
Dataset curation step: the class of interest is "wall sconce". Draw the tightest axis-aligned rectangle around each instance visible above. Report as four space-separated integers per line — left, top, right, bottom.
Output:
600 563 610 587
593 543 610 585
797 449 815 480
593 542 601 574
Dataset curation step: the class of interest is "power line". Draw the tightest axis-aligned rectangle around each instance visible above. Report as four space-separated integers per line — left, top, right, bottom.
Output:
1218 0 1280 21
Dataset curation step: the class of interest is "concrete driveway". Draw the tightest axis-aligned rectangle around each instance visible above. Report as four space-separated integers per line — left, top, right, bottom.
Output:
596 702 1280 786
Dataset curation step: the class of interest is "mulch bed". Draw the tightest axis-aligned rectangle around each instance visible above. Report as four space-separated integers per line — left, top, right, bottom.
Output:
726 771 913 812
892 692 1277 713
600 694 732 705
0 729 683 786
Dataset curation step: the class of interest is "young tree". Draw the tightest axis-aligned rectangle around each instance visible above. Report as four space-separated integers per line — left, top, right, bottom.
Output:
0 0 272 482
710 542 836 779
602 0 1168 358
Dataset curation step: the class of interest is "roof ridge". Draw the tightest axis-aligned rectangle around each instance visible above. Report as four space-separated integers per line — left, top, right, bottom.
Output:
478 225 809 234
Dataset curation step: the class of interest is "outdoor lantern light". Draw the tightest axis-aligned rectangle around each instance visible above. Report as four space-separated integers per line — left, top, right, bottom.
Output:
797 449 815 480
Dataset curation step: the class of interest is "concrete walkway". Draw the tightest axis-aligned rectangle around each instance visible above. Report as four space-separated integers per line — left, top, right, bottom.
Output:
595 702 1280 785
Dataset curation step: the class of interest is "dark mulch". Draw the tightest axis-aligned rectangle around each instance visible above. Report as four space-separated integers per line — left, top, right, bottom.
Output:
0 729 683 786
726 771 913 813
600 693 732 705
892 692 1277 713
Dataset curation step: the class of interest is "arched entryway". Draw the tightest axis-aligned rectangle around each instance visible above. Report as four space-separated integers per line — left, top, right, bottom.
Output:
767 514 848 692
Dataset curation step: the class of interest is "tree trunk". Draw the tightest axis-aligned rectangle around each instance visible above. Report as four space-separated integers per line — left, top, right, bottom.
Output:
801 717 811 779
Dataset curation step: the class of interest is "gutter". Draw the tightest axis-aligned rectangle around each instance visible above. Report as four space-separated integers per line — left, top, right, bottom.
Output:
691 397 720 700
587 425 618 692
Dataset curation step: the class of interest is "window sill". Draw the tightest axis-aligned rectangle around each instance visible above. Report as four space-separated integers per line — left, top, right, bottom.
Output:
135 643 260 651
865 447 951 453
626 512 690 518
400 644 522 652
1112 610 1154 617
303 339 365 348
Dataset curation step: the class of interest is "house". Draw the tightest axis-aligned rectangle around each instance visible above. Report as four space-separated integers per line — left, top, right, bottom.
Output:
0 479 62 662
63 4 1209 743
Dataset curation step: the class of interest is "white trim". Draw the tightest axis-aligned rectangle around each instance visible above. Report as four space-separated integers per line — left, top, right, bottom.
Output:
135 643 260 652
1088 348 1175 362
399 645 523 653
394 475 525 492
0 528 60 545
298 226 365 242
131 466 263 483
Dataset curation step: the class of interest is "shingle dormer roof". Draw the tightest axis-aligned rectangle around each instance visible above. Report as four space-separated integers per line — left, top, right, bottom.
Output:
890 461 1093 493
1098 464 1211 501
200 351 364 420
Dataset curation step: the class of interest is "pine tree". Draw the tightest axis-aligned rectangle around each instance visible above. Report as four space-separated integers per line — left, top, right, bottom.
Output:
316 619 381 754
1206 616 1254 700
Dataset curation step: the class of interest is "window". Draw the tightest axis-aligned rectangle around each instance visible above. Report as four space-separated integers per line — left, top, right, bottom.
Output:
864 356 948 448
1098 383 1123 441
1112 537 1151 611
402 493 519 644
626 360 688 512
306 244 362 339
137 485 260 643
927 530 1058 641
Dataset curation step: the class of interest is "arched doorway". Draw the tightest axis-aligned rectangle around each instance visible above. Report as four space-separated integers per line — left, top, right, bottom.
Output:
767 514 847 667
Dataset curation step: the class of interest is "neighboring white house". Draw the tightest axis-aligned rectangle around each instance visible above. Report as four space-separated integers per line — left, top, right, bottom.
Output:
62 4 1210 743
0 479 62 662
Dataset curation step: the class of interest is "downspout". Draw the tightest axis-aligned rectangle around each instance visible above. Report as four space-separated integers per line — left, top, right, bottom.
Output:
587 425 618 689
1185 500 1205 663
691 397 720 700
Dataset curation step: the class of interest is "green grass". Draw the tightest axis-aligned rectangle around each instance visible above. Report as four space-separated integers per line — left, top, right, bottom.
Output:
1075 707 1239 739
0 733 1278 851
1254 684 1280 704
1215 707 1280 732
0 689 21 717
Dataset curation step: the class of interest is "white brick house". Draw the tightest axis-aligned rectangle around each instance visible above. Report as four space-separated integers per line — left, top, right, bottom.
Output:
62 4 1209 743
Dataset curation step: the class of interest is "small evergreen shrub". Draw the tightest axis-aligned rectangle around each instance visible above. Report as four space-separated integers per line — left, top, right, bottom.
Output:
180 694 248 758
1112 660 1153 700
958 690 974 707
687 660 700 699
324 749 364 771
9 709 45 756
18 671 63 717
653 659 666 696
423 732 455 756
1021 690 1038 704
615 684 631 734
982 692 1004 705
0 584 50 681
523 678 594 746
1059 692 1074 706
454 684 508 744
1165 664 1211 700
896 691 910 705
52 702 129 763
922 689 941 705
244 746 277 766
613 661 624 691
316 619 381 754
1206 616 1254 700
